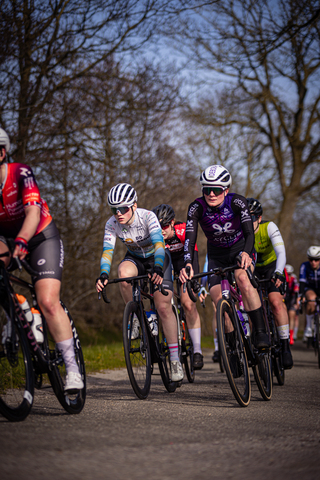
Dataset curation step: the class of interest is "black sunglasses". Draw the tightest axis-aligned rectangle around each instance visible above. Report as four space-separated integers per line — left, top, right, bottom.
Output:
111 206 131 215
309 257 320 262
203 186 225 196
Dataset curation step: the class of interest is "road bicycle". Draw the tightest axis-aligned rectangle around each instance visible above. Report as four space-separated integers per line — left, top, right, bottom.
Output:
300 297 320 369
186 259 272 407
0 250 86 422
101 274 179 399
255 277 285 385
172 274 194 383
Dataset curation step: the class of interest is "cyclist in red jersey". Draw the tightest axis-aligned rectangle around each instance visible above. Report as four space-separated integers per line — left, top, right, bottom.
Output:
0 128 83 391
153 204 204 369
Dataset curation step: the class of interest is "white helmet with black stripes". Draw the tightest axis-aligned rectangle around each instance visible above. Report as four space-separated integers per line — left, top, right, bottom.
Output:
107 183 137 208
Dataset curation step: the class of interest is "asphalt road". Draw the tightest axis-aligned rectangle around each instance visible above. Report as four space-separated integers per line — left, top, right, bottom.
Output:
1 340 320 480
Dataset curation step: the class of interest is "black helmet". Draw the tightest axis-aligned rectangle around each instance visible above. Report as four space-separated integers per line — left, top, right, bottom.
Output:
247 198 263 218
152 204 175 226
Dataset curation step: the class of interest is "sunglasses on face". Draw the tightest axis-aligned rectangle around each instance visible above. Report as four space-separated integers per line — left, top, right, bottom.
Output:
309 258 320 262
111 206 131 215
161 223 171 230
203 186 225 196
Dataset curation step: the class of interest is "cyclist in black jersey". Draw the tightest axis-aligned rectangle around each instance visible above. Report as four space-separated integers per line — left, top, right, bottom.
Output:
299 246 320 340
180 165 270 350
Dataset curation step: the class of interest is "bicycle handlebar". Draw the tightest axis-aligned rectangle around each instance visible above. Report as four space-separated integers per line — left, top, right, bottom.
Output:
100 274 169 304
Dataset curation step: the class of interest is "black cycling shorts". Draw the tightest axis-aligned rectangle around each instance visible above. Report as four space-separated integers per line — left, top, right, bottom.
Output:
0 220 64 283
254 261 280 295
207 242 256 290
120 249 173 292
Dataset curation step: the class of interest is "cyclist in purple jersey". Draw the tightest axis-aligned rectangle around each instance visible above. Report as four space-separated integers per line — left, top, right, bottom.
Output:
180 165 270 350
299 246 320 339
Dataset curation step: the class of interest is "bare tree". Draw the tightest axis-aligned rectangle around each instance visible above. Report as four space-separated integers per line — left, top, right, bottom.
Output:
161 0 320 244
0 0 177 162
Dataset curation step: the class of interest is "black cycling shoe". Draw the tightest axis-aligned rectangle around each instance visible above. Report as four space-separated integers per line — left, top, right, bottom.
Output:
212 350 220 363
280 339 293 370
252 330 270 349
193 352 204 370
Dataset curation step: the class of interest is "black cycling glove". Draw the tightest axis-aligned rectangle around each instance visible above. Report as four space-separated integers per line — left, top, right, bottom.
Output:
152 266 163 278
96 272 109 285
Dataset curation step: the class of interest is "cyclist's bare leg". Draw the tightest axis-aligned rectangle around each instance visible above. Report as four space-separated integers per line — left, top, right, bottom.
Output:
268 291 289 327
154 289 178 344
180 285 201 329
118 261 139 304
35 278 72 342
0 240 10 268
305 289 317 315
234 268 261 311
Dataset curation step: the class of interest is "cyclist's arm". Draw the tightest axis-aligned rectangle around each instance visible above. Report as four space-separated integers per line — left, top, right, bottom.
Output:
148 212 165 284
231 195 254 268
100 220 117 277
183 200 201 268
267 222 286 274
13 205 40 259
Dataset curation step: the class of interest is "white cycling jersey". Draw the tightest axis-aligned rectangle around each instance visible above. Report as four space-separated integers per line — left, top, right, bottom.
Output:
100 208 165 275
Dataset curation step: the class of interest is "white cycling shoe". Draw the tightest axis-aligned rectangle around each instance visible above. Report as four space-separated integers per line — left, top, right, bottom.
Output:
64 372 84 392
131 314 140 340
171 360 184 382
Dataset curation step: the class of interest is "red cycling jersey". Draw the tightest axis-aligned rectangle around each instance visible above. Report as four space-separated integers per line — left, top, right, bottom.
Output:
0 163 52 238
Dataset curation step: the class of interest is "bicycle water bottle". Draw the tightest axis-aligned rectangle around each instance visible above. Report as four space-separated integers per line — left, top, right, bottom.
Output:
16 294 33 323
237 310 250 337
30 307 44 343
146 310 158 336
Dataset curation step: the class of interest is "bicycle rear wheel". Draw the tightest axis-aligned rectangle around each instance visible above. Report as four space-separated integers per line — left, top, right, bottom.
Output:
0 303 34 422
123 301 152 399
47 302 86 414
272 323 285 386
314 313 320 369
252 350 272 401
216 298 251 407
181 318 194 383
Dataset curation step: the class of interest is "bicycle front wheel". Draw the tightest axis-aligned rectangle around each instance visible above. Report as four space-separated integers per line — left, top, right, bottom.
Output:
47 302 86 414
0 305 34 422
216 298 251 407
252 350 272 401
123 301 152 399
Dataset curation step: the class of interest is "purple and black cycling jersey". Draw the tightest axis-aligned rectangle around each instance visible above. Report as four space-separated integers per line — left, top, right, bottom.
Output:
183 193 254 265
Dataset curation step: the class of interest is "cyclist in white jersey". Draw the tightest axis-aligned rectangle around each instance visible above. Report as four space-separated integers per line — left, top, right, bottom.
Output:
95 183 184 382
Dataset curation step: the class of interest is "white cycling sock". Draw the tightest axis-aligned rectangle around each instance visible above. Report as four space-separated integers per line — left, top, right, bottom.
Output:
277 324 289 340
306 315 313 330
214 337 219 351
293 326 298 339
188 327 202 354
56 337 79 374
168 343 179 362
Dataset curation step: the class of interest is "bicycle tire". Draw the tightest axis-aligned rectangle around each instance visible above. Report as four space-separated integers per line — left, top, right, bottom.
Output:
123 301 152 399
314 313 320 369
158 328 178 392
181 317 195 383
0 304 34 422
272 325 285 386
216 298 251 407
47 302 86 414
252 350 272 401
